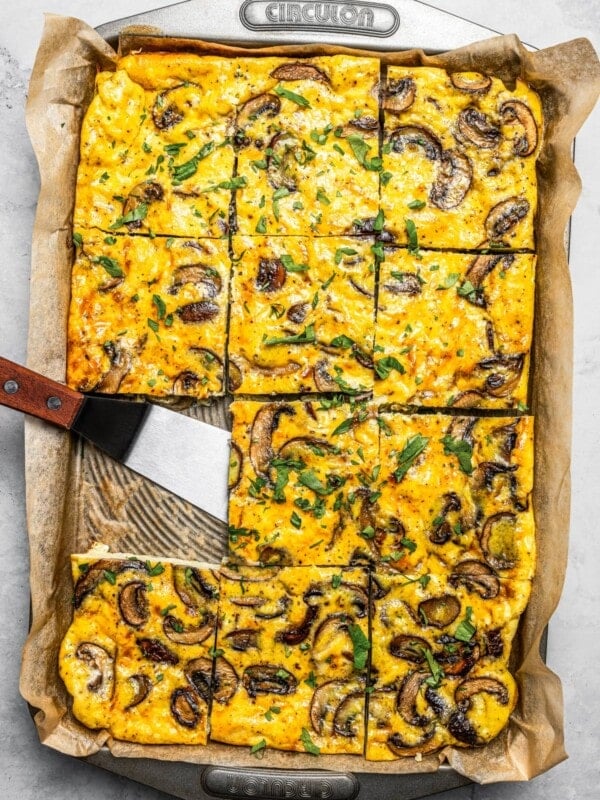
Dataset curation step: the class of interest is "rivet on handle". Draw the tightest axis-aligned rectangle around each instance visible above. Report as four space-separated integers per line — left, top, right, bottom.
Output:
46 396 62 411
3 380 19 395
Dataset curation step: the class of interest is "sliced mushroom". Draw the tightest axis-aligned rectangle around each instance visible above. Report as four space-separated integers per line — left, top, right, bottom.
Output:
472 461 517 493
219 565 272 582
484 628 504 658
250 402 295 479
424 686 452 725
313 359 337 392
397 671 432 727
173 566 219 613
253 595 291 619
125 673 152 709
387 728 436 757
152 84 200 130
384 272 422 296
333 692 364 738
278 605 318 646
445 415 476 447
73 558 147 608
480 512 518 570
236 93 281 130
171 264 222 297
75 642 114 697
456 108 501 149
258 545 292 566
418 595 461 628
449 390 485 409
384 77 416 113
185 656 214 703
277 436 335 464
477 352 525 398
173 349 224 395
176 300 220 323
118 581 149 628
286 302 309 324
388 126 442 161
485 197 530 242
348 217 394 242
437 636 480 677
389 634 429 663
267 132 301 192
448 677 509 745
228 359 243 392
137 637 179 665
256 258 286 292
96 342 132 394
311 614 354 678
449 560 500 599
170 686 202 728
450 72 492 94
346 115 378 132
99 276 123 293
447 708 478 745
224 628 261 651
429 492 463 545
163 614 215 645
243 664 298 697
229 442 243 491
500 100 538 156
122 181 164 230
462 254 514 308
349 278 374 299
430 150 472 210
352 344 374 370
310 680 350 735
213 656 240 704
270 62 329 83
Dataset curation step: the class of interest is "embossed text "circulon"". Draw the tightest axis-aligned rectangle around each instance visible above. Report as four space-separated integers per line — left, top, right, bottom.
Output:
202 767 359 800
240 0 400 36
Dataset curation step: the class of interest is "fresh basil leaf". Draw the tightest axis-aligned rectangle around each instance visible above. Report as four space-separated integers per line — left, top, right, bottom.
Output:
393 434 429 482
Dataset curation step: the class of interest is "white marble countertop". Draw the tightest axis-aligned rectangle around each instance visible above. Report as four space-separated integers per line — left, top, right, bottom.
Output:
0 2 597 798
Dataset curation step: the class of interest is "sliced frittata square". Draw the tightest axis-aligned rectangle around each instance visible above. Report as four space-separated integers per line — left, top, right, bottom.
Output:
67 233 229 398
373 413 535 580
232 55 380 236
59 552 220 745
366 568 526 759
380 66 542 250
210 565 369 755
374 248 535 409
228 236 375 395
228 399 380 566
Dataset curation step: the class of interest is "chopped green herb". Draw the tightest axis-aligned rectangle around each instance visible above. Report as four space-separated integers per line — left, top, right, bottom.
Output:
103 236 117 245
330 334 354 349
290 510 302 529
304 671 318 689
152 294 167 320
72 232 83 247
334 247 358 265
381 171 393 187
93 256 124 278
316 188 331 205
346 135 382 171
265 324 315 346
373 208 385 232
103 570 116 585
171 142 214 183
145 561 165 577
437 273 460 290
455 607 476 642
420 647 444 688
281 254 309 273
256 215 267 234
348 623 370 670
250 739 267 755
404 218 420 256
332 574 342 589
272 186 291 220
274 85 310 107
441 435 474 475
109 203 148 230
209 646 225 659
300 727 320 755
407 199 426 210
375 356 405 380
393 434 430 482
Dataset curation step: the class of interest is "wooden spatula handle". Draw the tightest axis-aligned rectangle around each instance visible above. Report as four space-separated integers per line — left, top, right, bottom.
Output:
0 357 84 429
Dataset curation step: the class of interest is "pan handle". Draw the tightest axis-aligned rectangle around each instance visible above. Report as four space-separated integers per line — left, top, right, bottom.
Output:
202 766 359 800
0 357 83 429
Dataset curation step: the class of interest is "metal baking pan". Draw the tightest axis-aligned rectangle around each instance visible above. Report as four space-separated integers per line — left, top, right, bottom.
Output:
58 2 538 798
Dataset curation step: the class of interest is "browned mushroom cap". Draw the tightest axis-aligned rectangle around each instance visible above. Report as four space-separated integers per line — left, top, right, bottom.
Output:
95 342 132 394
75 642 114 696
449 560 500 599
437 636 480 677
171 264 223 298
224 628 261 651
176 301 220 323
184 656 214 703
480 512 518 570
347 115 378 132
387 728 436 757
256 258 286 292
333 692 364 738
219 564 272 582
472 461 517 493
484 628 504 658
122 181 164 231
462 254 514 308
449 390 485 409
137 638 179 665
500 100 538 156
249 402 295 478
171 686 203 728
173 567 219 614
313 359 337 392
278 605 318 646
384 77 416 113
389 634 429 663
259 545 293 566
271 62 329 83
163 613 215 645
447 676 509 745
173 348 224 395
429 492 462 545
152 84 199 130
229 442 243 491
445 415 476 446
253 595 290 619
310 679 349 735
485 196 530 242
456 108 501 149
450 72 492 94
384 272 423 296
418 595 461 628
388 126 442 161
228 359 243 392
287 302 309 324
348 217 394 242
349 278 374 299
397 671 433 727
213 656 240 703
124 673 152 709
73 558 147 607
277 436 335 463
312 614 354 678
477 352 525 398
267 132 300 193
118 581 149 627
236 93 281 130
242 664 298 697
430 150 472 209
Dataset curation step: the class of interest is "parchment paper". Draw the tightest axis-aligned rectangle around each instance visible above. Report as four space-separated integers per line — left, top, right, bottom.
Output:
20 13 600 782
